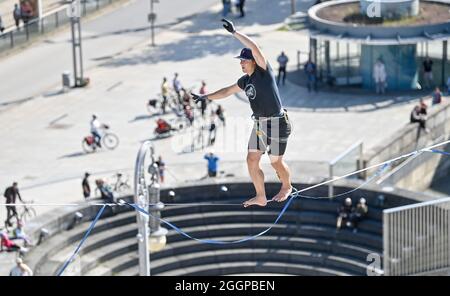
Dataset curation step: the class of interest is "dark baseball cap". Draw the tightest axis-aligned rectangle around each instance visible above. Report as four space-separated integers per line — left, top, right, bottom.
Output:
235 48 254 60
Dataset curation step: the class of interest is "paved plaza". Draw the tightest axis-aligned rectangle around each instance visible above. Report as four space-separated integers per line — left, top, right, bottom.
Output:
0 0 443 222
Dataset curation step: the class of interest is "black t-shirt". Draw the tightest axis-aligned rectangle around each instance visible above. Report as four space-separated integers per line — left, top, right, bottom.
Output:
82 178 90 193
237 63 283 118
423 60 433 72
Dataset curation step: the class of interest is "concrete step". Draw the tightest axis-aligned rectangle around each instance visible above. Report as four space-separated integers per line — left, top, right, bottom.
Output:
153 235 379 263
164 223 382 250
150 248 368 275
158 261 351 276
161 198 383 221
42 223 138 275
84 251 138 276
162 210 381 235
114 265 138 276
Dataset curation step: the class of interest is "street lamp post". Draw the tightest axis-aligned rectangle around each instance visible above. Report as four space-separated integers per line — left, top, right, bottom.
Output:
69 0 85 87
134 141 167 276
149 0 158 46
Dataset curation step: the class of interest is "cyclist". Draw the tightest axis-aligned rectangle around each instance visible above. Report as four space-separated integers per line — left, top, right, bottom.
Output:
90 114 108 148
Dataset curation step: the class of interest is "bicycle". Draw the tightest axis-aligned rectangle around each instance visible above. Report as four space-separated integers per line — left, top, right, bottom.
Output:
19 200 37 223
82 126 119 153
95 173 131 196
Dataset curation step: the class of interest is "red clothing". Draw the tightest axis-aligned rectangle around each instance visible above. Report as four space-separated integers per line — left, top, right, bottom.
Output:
156 119 170 132
1 234 17 249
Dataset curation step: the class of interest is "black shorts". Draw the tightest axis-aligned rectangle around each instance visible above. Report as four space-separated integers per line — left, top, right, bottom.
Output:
248 111 292 156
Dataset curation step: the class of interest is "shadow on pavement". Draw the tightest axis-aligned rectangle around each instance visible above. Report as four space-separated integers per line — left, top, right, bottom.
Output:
98 0 294 67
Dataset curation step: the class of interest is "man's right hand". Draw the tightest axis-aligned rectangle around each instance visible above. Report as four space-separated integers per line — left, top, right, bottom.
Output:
221 18 236 34
191 93 208 104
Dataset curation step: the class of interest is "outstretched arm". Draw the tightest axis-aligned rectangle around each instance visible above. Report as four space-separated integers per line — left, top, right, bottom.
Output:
222 19 267 70
192 84 241 103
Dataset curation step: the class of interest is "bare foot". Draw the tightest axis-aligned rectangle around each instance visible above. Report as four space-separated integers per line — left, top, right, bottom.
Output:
243 196 268 208
272 187 293 202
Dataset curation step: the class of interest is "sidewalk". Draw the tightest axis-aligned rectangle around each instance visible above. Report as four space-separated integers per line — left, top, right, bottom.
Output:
0 0 63 30
0 0 437 226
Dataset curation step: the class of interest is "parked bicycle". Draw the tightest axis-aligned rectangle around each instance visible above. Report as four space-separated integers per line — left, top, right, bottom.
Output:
19 200 37 223
95 173 131 196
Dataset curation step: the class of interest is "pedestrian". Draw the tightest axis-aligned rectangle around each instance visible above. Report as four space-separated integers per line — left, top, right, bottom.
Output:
9 258 33 276
161 77 169 114
208 116 217 146
20 0 33 25
199 80 208 117
191 19 293 207
304 58 317 92
13 4 21 29
204 151 219 177
173 73 182 105
373 58 387 94
423 57 434 89
4 182 23 228
216 104 226 126
222 0 231 17
236 0 246 17
0 15 5 33
82 172 91 199
277 51 289 86
155 156 166 184
446 76 450 96
432 87 442 106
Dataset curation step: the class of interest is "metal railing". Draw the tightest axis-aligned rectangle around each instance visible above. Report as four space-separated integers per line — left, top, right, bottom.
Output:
328 140 363 197
383 197 450 276
0 0 118 54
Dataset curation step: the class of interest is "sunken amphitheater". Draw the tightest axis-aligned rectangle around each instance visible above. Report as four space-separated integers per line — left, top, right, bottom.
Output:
21 180 428 276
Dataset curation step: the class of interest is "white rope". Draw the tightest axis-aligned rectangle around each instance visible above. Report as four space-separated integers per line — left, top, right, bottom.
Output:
1 139 449 208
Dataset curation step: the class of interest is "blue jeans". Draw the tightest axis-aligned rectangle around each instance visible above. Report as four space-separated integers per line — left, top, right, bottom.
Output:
91 131 102 146
222 3 230 17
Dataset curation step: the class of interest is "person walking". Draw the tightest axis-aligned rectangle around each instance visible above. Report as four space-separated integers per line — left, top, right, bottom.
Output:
304 58 317 92
373 58 387 94
236 0 246 17
199 80 208 117
423 57 434 89
155 156 166 184
161 77 169 114
0 15 5 33
173 73 182 105
82 172 91 199
13 4 21 29
277 51 289 86
4 182 23 228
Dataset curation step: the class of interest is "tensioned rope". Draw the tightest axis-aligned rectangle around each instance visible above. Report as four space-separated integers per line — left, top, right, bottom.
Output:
2 142 450 208
56 205 106 276
4 140 450 275
79 142 450 247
